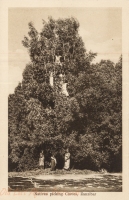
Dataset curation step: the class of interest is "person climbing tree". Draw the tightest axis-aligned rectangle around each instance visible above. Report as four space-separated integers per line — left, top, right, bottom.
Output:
50 72 54 87
55 52 62 65
62 82 69 96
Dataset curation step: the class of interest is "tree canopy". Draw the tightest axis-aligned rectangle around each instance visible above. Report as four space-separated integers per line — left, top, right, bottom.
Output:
8 17 122 172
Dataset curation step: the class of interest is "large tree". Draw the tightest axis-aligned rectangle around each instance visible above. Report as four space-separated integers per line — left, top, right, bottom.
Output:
8 17 122 172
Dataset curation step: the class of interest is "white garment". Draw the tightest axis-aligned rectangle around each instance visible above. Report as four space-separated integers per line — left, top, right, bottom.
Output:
51 156 57 165
50 72 53 86
64 153 70 169
55 55 61 64
59 73 65 82
59 73 63 78
62 83 69 96
39 157 44 166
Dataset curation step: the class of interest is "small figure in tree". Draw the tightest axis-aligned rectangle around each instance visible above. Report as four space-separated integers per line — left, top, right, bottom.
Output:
50 72 54 86
62 81 69 96
55 52 62 65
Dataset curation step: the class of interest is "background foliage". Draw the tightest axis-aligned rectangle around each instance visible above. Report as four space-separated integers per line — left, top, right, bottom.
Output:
8 17 122 172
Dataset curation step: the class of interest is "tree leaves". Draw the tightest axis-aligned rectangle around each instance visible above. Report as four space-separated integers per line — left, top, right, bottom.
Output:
9 17 122 172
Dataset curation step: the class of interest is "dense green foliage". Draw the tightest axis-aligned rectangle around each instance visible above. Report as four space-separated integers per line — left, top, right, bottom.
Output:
8 17 122 172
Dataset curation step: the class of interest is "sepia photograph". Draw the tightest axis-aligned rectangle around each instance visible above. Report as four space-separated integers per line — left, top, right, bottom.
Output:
8 7 122 192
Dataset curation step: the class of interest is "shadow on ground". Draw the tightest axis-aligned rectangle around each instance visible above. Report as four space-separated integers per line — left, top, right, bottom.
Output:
8 170 122 192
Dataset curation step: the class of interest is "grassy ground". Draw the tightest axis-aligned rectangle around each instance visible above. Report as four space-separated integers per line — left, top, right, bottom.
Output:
8 169 122 192
8 168 102 178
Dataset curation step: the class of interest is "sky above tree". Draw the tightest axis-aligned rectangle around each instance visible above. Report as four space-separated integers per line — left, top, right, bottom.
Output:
8 7 122 94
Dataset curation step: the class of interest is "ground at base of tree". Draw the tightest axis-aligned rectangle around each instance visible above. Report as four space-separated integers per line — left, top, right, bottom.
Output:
8 168 122 178
8 169 106 177
8 169 122 192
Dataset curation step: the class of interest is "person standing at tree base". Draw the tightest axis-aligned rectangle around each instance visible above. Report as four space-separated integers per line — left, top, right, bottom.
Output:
39 150 44 169
50 154 57 171
64 148 70 170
